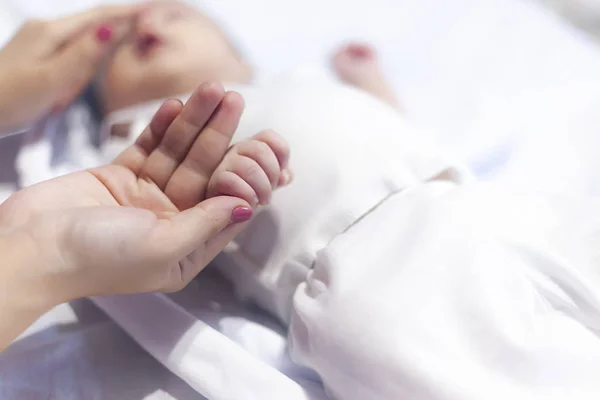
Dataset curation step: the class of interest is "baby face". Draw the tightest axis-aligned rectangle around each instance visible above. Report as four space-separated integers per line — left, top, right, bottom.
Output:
99 1 250 113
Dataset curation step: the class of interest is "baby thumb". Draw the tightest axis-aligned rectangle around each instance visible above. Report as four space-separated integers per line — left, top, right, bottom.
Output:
167 196 253 261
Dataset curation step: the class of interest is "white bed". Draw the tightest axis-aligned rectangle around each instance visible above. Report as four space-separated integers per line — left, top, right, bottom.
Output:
1 0 600 398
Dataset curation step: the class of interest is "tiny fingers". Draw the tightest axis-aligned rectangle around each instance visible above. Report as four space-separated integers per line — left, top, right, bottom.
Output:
234 129 291 189
207 130 291 206
252 129 291 171
234 140 281 188
209 170 260 207
279 167 294 187
214 156 272 206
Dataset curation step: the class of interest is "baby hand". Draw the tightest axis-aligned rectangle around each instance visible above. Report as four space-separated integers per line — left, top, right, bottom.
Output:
207 130 292 207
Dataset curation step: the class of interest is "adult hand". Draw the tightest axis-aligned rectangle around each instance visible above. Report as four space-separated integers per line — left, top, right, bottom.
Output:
0 82 289 315
0 4 144 133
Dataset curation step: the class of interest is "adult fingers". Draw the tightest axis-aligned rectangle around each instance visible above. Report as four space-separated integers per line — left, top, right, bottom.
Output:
113 99 184 173
163 90 245 210
159 196 253 265
49 3 144 46
48 21 130 110
164 215 252 292
138 82 225 191
202 218 252 270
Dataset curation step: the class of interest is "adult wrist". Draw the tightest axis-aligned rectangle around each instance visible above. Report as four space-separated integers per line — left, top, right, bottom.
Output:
0 229 59 349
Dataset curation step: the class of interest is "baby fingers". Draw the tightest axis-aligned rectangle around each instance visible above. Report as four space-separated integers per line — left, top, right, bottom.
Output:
216 156 273 206
235 139 282 188
207 130 291 207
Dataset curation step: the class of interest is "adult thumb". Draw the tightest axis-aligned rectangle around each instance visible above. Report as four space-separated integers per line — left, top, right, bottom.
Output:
166 196 253 261
49 23 127 108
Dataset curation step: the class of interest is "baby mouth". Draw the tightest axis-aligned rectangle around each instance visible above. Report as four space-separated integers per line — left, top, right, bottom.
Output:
136 33 162 57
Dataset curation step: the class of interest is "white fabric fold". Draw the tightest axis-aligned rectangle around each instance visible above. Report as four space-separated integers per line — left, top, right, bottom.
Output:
290 182 600 400
92 293 322 400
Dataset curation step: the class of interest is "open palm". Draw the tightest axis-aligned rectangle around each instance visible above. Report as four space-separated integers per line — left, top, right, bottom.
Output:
1 82 251 299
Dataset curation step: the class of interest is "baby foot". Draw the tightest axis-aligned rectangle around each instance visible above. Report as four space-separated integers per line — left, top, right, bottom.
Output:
332 43 401 110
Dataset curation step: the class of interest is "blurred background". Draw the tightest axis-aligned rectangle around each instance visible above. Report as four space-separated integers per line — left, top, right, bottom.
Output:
543 0 600 39
2 0 600 199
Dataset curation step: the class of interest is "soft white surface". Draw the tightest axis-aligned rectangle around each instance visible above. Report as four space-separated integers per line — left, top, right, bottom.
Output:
291 180 600 400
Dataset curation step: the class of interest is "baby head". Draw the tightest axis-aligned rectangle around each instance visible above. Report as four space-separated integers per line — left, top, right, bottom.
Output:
98 1 252 113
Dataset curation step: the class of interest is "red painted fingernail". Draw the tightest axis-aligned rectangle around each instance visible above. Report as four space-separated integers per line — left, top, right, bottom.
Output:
96 24 113 43
230 207 253 224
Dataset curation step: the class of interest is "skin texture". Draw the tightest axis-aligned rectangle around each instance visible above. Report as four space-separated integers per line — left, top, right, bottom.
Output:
0 82 290 350
99 1 252 113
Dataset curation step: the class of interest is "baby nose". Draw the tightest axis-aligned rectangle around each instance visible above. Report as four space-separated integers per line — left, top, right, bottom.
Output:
136 8 163 34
